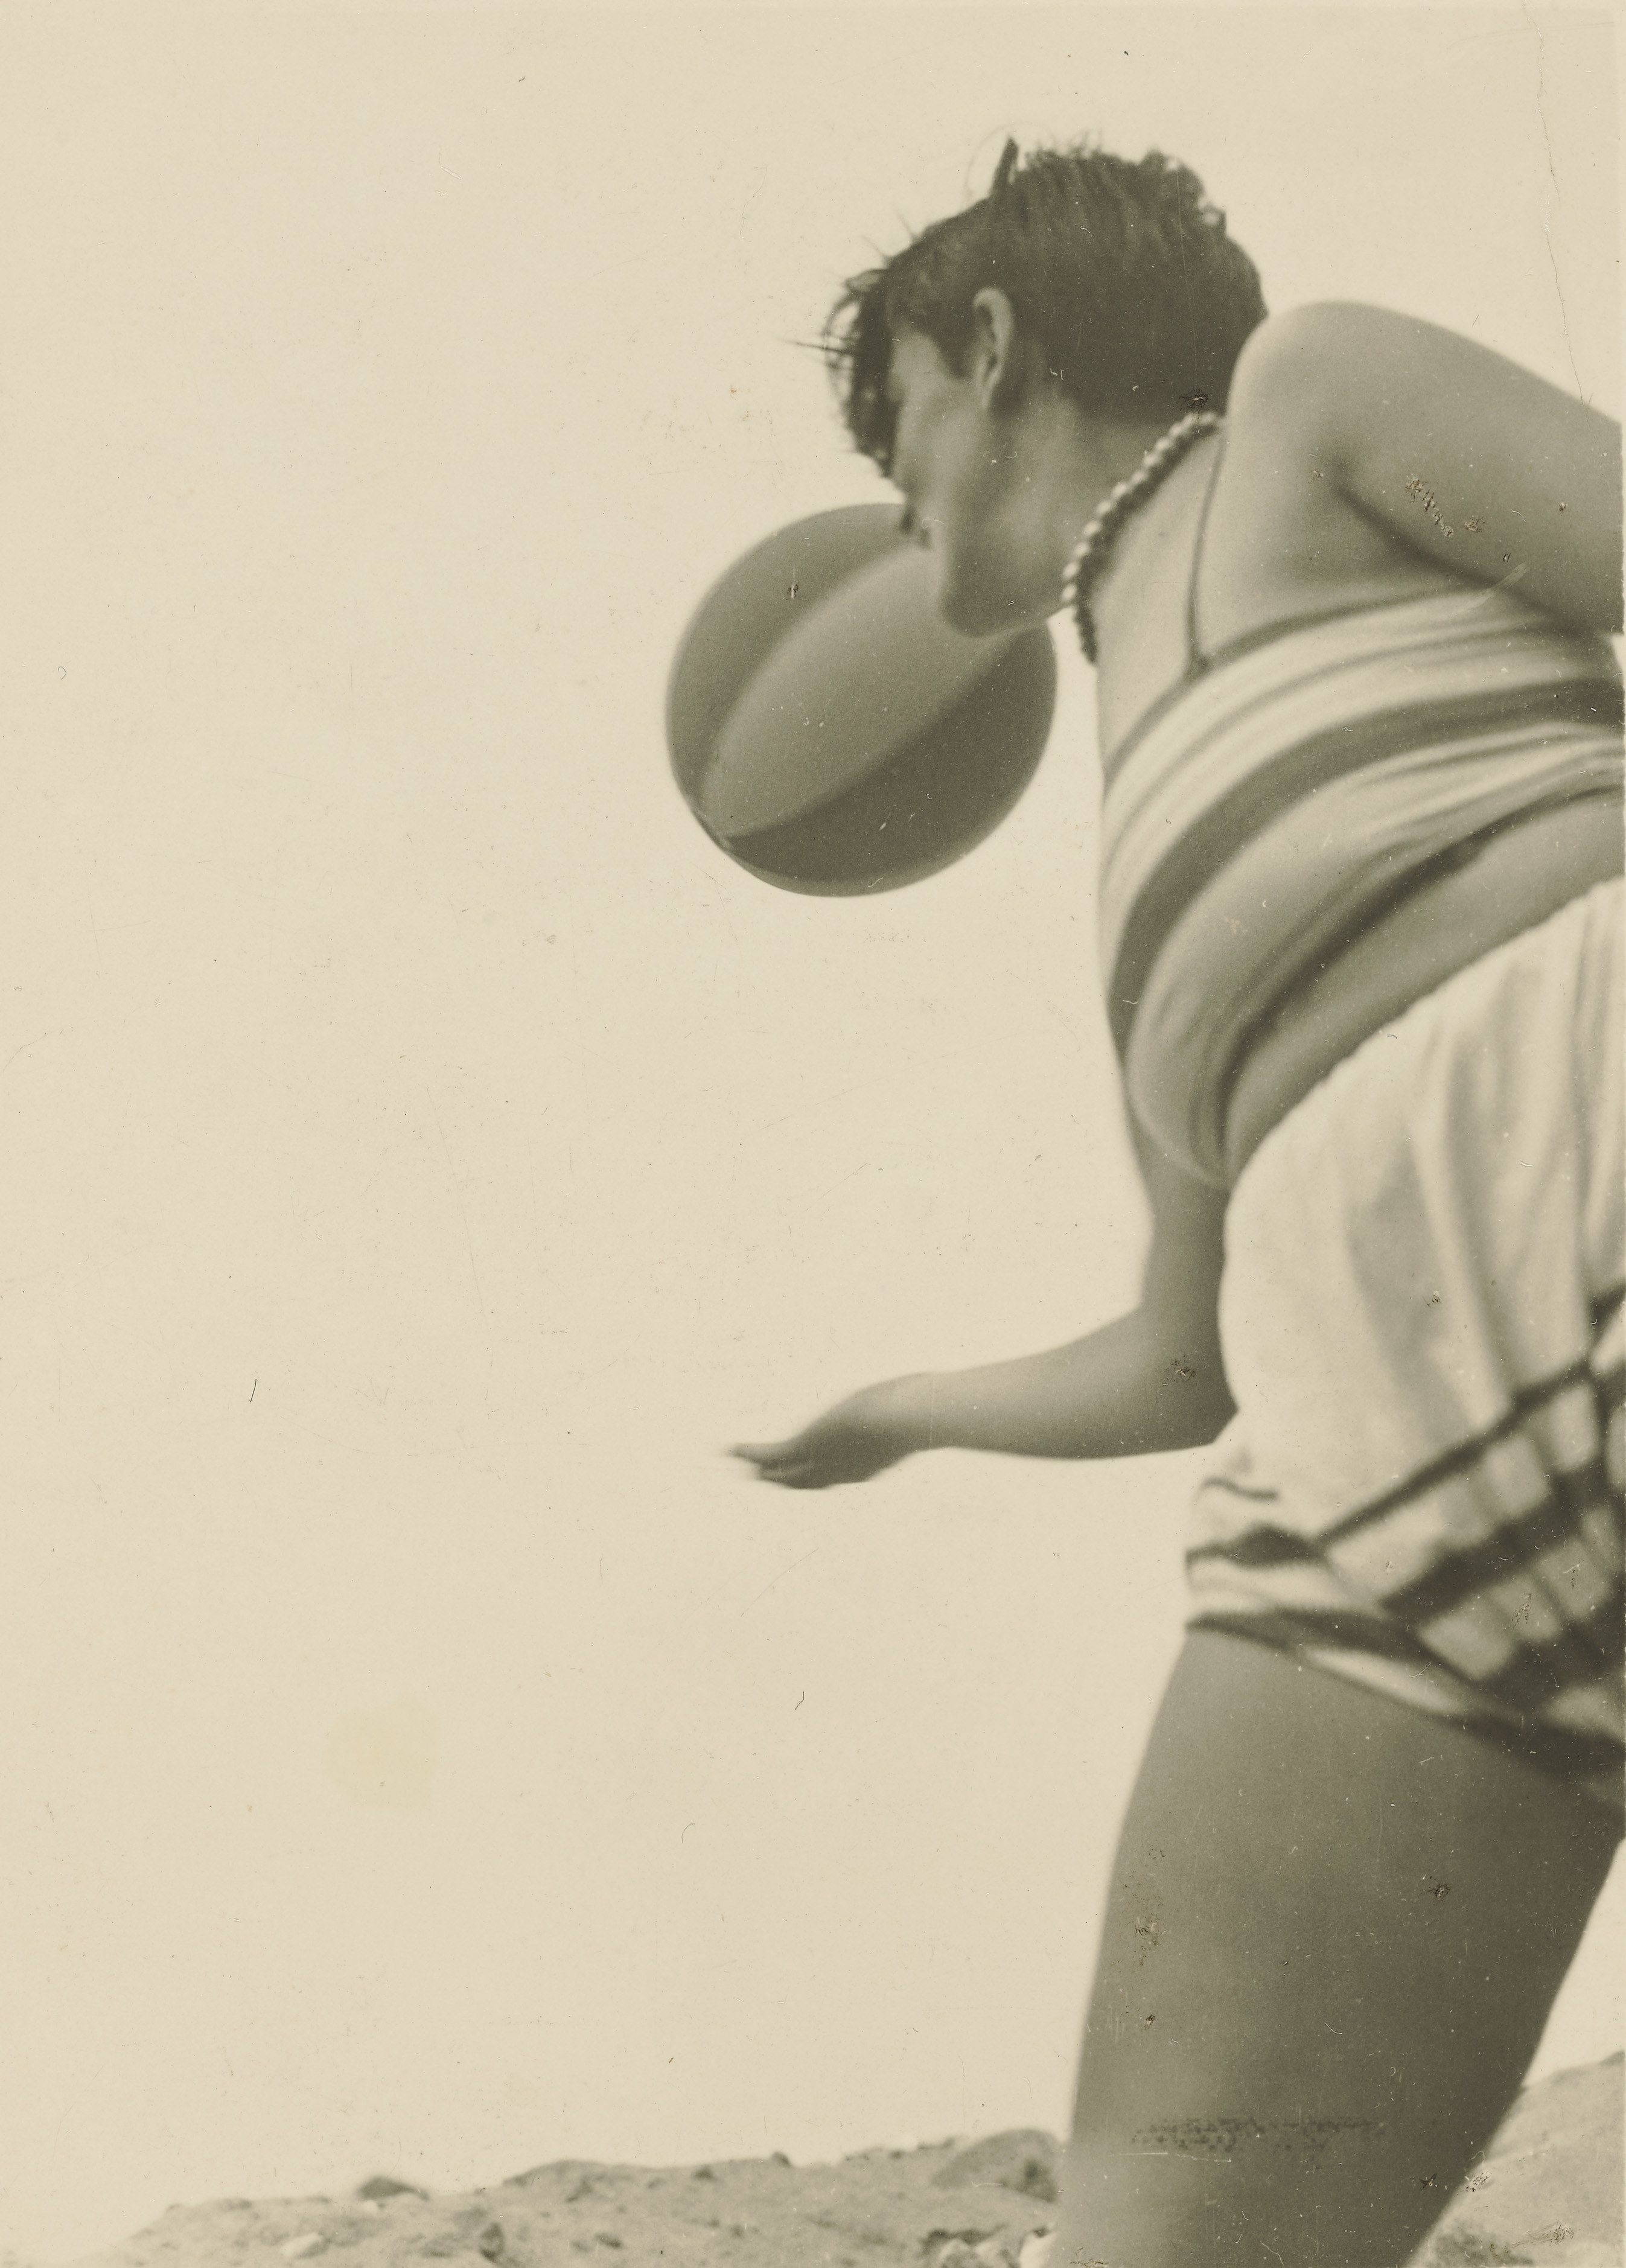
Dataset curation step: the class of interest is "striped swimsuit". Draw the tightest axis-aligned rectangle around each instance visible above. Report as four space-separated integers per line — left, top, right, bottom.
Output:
1100 585 1624 1190
1099 549 1625 1808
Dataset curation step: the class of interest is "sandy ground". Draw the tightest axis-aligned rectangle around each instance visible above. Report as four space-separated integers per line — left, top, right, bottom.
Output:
56 2057 1621 2268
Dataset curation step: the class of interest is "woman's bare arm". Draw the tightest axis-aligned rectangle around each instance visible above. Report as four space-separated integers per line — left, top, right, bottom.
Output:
734 1130 1232 1488
1231 301 1622 634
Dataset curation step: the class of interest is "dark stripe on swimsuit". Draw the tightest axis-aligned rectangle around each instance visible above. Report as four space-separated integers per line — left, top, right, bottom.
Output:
1206 788 1626 1160
1476 1586 1626 1712
1187 1523 1322 1572
1102 588 1619 787
1374 1458 1615 1626
1316 1354 1610 1550
1187 1605 1441 1666
1107 678 1621 1055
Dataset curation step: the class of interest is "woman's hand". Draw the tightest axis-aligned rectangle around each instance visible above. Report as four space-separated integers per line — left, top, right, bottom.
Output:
732 1376 933 1489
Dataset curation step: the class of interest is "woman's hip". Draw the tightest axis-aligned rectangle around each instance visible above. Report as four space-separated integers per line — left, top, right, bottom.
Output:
1187 878 1624 1801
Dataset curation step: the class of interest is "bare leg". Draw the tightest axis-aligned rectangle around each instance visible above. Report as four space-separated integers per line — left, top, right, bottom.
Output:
1054 1633 1619 2268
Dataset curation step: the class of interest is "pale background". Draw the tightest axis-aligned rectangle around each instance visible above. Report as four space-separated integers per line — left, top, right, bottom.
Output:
0 4 1620 2258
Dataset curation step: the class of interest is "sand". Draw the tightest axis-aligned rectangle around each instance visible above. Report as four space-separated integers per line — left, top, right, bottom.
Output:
55 2057 1621 2268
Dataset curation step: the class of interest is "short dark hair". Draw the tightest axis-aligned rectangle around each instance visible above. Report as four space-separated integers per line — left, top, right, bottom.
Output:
824 139 1267 469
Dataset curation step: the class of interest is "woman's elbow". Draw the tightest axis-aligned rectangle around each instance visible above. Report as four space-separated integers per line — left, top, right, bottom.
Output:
1146 1327 1235 1450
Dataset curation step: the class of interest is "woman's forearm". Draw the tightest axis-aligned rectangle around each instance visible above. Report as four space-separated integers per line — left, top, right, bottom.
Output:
896 1304 1235 1462
735 1136 1234 1489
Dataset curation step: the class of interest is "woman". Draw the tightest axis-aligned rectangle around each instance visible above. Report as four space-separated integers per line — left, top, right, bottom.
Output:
735 144 1624 2267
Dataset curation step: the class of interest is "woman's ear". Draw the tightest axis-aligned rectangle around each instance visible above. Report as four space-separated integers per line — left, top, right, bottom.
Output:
969 287 1030 410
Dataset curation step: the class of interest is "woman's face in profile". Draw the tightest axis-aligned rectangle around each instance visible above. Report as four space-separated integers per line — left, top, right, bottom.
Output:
885 325 1049 637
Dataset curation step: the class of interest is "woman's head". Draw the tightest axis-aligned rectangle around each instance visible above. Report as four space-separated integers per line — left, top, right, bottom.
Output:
826 139 1267 478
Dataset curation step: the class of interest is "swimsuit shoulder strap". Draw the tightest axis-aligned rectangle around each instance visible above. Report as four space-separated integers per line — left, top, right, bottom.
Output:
1185 429 1229 671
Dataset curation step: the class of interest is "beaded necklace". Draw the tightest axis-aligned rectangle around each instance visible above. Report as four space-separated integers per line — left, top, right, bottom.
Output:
1060 408 1223 663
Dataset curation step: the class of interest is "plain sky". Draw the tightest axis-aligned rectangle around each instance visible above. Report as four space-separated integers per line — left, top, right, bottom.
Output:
0 4 1620 2258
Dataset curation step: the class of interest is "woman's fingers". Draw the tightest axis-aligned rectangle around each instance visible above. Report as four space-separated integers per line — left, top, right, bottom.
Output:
731 1442 808 1476
730 1440 869 1489
733 1448 831 1487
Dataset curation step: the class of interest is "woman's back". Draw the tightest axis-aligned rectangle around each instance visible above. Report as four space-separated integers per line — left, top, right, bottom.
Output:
1094 304 1617 759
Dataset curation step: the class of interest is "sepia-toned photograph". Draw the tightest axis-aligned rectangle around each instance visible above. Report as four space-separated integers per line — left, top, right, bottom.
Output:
1 7 1620 2267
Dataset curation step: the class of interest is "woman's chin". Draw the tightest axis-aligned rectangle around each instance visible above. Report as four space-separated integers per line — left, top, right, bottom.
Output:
936 581 1010 639
933 561 1051 640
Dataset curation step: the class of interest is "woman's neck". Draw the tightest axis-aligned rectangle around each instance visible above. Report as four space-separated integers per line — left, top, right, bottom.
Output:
1038 408 1191 590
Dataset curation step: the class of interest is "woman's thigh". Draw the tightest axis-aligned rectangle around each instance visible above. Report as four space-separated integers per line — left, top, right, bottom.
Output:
1054 1632 1619 2268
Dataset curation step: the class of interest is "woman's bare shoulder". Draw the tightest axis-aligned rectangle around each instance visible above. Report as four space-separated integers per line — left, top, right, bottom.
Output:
1225 303 1622 634
1229 300 1549 413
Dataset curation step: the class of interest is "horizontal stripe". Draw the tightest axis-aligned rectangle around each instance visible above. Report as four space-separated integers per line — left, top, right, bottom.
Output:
1191 1293 1626 1599
1106 719 1621 1030
1102 602 1620 865
1185 1605 1442 1667
1475 1586 1626 1712
1210 797 1626 1183
1105 722 1622 1040
1103 587 1614 794
1316 1338 1618 1550
1378 1460 1613 1626
1097 581 1622 1181
1195 1285 1625 1556
1185 1522 1323 1572
1185 1553 1385 1616
1175 874 1624 1800
1333 1450 1558 1605
1105 635 1620 893
1100 597 1454 782
1105 683 1619 1056
1126 782 1622 1178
